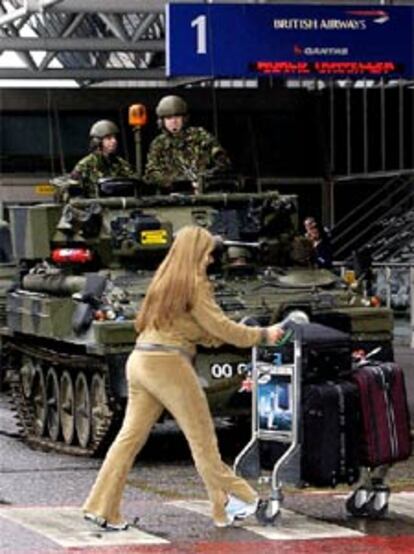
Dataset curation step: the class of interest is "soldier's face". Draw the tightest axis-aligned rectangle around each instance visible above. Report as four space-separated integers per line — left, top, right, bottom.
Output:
163 115 184 134
101 134 118 156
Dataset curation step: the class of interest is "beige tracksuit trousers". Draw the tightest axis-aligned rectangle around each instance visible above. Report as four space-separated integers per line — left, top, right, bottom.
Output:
83 350 257 526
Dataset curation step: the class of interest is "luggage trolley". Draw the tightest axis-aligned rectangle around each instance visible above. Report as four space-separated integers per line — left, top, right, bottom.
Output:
235 312 398 524
234 311 308 524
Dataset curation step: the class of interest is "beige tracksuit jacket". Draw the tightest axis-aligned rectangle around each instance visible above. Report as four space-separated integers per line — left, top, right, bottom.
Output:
83 279 263 526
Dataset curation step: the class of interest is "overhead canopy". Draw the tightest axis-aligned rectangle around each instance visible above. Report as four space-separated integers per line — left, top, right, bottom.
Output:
0 0 174 85
0 0 412 86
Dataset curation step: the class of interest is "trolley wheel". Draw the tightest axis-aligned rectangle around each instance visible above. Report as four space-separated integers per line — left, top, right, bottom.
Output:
346 487 372 517
256 498 281 525
365 486 390 519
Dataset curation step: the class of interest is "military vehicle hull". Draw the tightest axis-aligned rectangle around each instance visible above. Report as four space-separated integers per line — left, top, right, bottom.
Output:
4 325 252 456
0 263 16 390
0 190 394 456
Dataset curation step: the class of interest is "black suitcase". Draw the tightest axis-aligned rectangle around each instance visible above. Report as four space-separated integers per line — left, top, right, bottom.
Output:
277 323 352 381
302 323 352 381
301 381 361 487
312 312 352 334
312 311 394 363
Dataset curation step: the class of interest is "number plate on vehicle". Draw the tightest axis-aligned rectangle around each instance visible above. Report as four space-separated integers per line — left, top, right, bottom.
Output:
140 229 168 245
210 361 248 379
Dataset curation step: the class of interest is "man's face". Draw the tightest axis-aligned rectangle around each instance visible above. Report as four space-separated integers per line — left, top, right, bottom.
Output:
304 218 316 233
101 134 118 156
163 115 184 134
308 225 320 241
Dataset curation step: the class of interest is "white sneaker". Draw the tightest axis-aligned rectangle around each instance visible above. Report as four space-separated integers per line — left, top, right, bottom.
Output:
84 511 106 528
84 512 129 531
214 518 232 528
225 495 259 525
105 521 129 531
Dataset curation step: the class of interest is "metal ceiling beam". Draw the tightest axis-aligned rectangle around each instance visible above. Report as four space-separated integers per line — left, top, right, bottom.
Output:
45 0 203 13
132 13 159 42
0 6 37 70
44 0 330 10
0 37 164 51
0 5 28 26
0 67 167 79
98 13 129 41
38 12 84 70
14 12 31 30
0 0 63 26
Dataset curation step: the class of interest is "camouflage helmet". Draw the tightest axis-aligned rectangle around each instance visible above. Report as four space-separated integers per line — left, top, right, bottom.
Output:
156 95 188 118
89 120 119 139
226 246 252 266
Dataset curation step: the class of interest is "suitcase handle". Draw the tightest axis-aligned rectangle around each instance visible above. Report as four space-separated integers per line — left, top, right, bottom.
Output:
352 346 383 368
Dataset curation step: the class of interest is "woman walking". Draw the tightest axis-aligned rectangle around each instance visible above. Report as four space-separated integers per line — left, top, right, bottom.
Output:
83 225 284 529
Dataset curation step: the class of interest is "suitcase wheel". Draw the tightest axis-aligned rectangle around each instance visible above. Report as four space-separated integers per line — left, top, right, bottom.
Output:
256 498 281 525
345 487 373 517
365 486 390 519
346 485 390 519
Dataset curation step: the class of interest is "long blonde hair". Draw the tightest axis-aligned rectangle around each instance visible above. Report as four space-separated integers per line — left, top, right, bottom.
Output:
135 225 215 332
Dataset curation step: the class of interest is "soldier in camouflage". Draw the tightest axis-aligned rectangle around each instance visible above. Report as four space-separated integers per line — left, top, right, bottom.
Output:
143 95 231 192
70 120 135 198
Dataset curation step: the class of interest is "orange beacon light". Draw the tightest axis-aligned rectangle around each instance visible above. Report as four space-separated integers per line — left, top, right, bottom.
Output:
129 104 148 127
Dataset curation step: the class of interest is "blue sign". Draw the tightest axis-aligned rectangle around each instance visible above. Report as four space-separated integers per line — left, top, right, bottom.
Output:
166 4 414 79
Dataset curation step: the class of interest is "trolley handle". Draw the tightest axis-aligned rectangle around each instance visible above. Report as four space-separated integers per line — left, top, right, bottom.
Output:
278 310 309 331
271 310 310 346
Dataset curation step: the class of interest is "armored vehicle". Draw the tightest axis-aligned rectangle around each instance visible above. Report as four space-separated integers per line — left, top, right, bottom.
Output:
0 177 394 456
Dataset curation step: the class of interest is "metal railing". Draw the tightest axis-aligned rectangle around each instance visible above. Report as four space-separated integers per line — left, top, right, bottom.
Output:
331 171 414 259
335 261 414 347
336 261 412 309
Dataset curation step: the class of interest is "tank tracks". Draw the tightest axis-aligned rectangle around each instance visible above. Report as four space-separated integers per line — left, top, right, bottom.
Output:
6 341 124 457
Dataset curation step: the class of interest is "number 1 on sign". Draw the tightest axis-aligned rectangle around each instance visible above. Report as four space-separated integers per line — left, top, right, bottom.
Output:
191 15 207 54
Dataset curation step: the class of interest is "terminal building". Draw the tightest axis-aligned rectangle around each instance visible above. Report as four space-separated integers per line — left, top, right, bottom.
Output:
0 1 413 551
1 0 414 338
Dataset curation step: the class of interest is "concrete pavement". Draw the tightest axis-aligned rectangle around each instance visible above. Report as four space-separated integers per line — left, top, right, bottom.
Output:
1 321 414 553
1 361 414 554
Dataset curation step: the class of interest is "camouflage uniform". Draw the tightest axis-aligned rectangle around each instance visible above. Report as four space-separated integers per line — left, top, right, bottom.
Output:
70 152 135 198
143 127 231 189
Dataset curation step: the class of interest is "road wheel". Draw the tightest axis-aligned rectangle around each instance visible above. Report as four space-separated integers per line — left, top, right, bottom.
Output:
75 371 91 448
60 370 75 445
20 357 36 398
32 365 47 436
90 373 109 443
46 367 61 442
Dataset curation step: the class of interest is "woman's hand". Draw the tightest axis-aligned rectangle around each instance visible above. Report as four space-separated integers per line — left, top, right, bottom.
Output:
266 324 284 345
